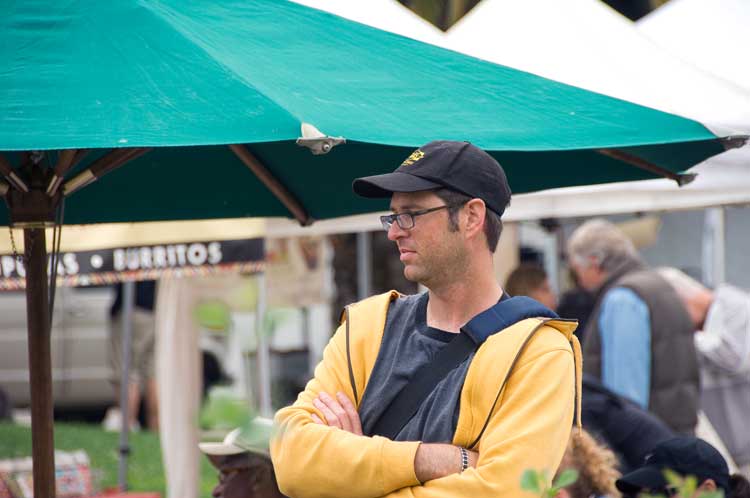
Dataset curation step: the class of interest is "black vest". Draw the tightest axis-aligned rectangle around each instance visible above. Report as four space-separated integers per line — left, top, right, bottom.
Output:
583 261 699 434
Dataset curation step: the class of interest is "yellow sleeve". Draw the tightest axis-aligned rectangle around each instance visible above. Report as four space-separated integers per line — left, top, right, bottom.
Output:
270 320 421 498
380 347 575 498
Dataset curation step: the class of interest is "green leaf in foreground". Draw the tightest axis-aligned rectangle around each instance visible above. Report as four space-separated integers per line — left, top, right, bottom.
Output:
520 469 542 494
554 468 579 489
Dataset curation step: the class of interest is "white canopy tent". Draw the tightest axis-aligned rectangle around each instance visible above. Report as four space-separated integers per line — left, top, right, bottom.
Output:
438 0 750 220
637 0 750 94
445 0 750 135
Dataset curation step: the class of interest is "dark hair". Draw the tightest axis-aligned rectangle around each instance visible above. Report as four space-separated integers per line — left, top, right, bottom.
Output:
433 188 503 252
505 264 548 297
731 473 750 498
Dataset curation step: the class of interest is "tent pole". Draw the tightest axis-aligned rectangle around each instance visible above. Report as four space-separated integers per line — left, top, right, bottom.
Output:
118 280 136 491
254 273 272 418
24 227 55 498
356 232 372 300
702 207 726 287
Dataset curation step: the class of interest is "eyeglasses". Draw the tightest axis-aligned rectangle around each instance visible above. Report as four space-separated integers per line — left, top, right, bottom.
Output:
380 203 464 231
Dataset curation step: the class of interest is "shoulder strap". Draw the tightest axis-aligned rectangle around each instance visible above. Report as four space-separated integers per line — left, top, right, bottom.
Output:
344 306 359 405
370 331 477 439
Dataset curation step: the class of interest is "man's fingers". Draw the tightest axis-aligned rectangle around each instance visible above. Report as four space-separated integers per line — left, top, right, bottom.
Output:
313 397 342 429
318 392 353 433
336 392 363 435
311 413 324 425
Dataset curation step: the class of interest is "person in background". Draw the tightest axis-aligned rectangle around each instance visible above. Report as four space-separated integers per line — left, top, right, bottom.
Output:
557 269 596 343
658 267 750 474
567 219 699 435
0 387 11 421
616 437 750 498
105 280 158 431
555 429 621 498
581 374 674 473
505 263 558 310
199 420 286 498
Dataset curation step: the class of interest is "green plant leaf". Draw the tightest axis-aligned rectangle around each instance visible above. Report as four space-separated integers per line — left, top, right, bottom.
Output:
682 475 698 497
663 469 684 488
199 390 252 430
553 468 579 489
697 491 724 498
520 469 542 494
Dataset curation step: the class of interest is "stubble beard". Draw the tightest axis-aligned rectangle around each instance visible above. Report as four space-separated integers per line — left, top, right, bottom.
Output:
402 236 468 291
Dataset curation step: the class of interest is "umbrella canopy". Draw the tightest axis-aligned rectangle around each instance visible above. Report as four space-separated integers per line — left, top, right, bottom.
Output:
0 0 736 228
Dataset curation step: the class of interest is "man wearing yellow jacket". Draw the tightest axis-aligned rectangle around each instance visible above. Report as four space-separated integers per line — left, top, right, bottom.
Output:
271 141 580 498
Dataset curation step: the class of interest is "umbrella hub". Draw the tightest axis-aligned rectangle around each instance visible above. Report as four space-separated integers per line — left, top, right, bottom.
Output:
5 162 61 228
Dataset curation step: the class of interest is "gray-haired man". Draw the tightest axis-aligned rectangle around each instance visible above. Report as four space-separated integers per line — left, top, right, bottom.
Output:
567 219 699 434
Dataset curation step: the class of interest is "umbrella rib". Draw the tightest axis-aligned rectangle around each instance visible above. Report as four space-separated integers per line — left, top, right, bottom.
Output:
62 148 152 197
229 144 313 226
46 149 78 196
0 153 30 193
597 148 695 186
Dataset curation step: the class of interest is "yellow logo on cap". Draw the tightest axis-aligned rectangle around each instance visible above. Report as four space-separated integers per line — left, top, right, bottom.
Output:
401 149 424 167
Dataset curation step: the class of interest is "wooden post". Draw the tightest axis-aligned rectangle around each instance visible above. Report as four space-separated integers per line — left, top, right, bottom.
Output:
24 227 55 498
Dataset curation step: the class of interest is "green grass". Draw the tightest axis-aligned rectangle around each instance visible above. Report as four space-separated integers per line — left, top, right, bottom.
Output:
0 422 217 498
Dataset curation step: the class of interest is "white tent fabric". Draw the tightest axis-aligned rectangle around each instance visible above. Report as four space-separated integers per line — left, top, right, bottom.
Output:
440 0 750 219
290 0 445 44
637 0 750 93
445 0 750 136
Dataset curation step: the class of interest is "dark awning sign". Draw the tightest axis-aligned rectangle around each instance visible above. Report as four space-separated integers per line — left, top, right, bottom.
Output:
0 238 264 290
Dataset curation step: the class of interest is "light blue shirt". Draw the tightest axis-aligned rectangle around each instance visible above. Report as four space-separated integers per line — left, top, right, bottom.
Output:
598 287 651 409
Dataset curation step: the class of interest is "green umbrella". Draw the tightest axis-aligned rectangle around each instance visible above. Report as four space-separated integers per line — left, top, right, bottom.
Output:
1 1 741 226
0 1 742 496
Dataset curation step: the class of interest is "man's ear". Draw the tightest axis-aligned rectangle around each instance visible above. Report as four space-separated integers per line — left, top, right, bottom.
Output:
463 199 486 238
697 479 717 492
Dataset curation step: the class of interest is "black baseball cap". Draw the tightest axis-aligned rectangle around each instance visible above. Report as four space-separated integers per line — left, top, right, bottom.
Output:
616 437 730 495
352 140 512 217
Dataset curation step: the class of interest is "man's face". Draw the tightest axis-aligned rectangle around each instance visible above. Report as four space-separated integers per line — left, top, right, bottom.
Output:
387 191 467 287
570 259 606 292
529 278 557 310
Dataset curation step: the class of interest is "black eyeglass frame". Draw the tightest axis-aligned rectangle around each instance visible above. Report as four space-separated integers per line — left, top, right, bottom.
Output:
379 202 466 231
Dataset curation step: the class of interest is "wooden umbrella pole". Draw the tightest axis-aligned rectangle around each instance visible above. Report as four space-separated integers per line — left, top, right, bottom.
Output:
24 227 55 498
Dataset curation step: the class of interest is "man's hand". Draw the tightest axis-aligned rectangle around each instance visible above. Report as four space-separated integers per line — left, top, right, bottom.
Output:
311 392 479 482
311 391 363 435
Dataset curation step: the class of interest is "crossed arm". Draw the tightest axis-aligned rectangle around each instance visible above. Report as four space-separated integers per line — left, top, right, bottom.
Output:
311 391 479 483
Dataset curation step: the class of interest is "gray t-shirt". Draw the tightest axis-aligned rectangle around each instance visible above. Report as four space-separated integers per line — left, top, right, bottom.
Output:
358 293 474 443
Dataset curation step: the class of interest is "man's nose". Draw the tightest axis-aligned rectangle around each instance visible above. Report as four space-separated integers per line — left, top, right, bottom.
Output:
387 222 407 241
211 483 224 498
